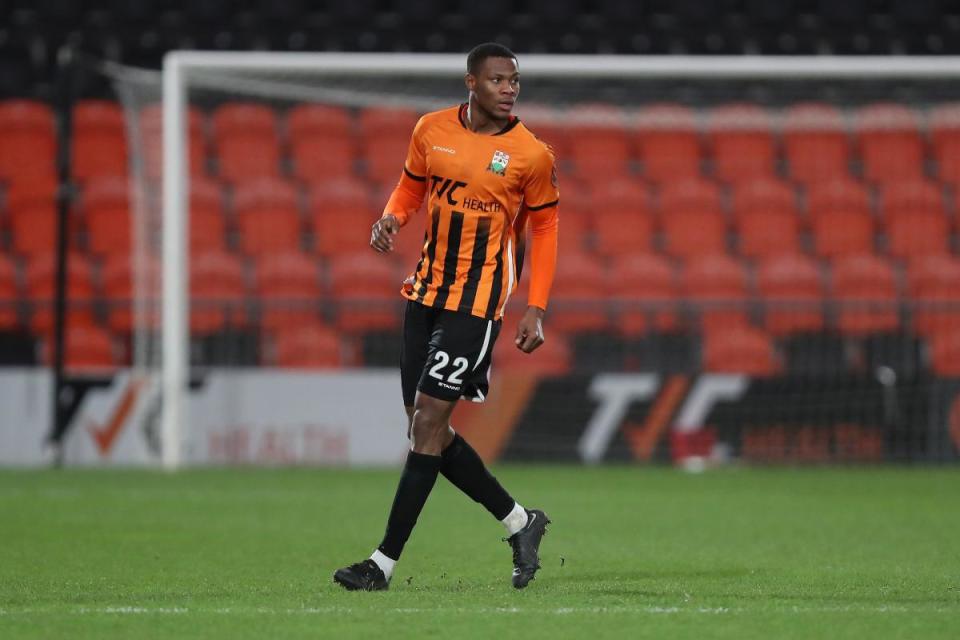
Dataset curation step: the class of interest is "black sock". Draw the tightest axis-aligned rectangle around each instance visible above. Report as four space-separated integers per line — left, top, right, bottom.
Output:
440 434 515 521
377 450 442 560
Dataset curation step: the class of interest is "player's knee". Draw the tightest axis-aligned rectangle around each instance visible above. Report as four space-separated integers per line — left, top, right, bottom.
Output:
410 407 444 436
409 400 451 451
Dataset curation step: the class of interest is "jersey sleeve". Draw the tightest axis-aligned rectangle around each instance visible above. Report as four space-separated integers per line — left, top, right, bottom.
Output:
403 116 428 180
522 145 560 211
382 117 428 226
527 204 558 311
524 145 560 311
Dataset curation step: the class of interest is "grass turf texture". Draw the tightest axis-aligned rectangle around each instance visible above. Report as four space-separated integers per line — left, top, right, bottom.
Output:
1 467 958 639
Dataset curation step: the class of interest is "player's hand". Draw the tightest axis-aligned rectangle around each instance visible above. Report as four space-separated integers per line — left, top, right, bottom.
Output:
515 306 545 353
371 214 399 253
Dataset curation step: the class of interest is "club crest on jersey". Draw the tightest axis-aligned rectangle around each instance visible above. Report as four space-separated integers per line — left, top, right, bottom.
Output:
487 150 510 176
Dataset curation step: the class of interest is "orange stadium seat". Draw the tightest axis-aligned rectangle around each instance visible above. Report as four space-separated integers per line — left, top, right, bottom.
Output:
44 325 118 372
881 178 944 214
929 330 960 376
211 102 280 182
611 253 679 335
682 253 750 332
5 175 58 210
139 103 207 179
72 100 127 181
101 254 161 333
361 135 411 184
189 251 248 334
25 253 97 335
557 176 591 214
782 102 851 183
855 103 924 183
566 103 632 183
659 177 723 216
594 177 648 210
633 103 702 183
703 325 780 376
929 103 960 185
806 179 875 258
310 180 378 256
268 322 346 368
590 179 651 252
291 136 358 184
556 208 591 255
0 100 56 185
830 254 900 335
548 251 610 333
658 179 727 259
906 254 960 337
83 177 131 256
358 107 419 141
189 177 227 253
568 135 632 183
593 206 654 257
516 104 570 159
6 179 59 257
0 255 20 330
493 329 572 375
566 102 627 140
755 253 825 335
288 103 357 184
233 178 303 256
328 254 403 333
315 177 376 211
806 178 871 219
879 180 949 258
732 178 801 258
287 103 354 138
252 252 323 332
708 103 776 183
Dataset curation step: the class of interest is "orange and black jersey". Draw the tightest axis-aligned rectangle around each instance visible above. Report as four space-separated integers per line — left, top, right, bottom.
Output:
384 104 560 321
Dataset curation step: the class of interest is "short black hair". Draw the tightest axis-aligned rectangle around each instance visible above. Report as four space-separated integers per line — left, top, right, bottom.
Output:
467 43 518 75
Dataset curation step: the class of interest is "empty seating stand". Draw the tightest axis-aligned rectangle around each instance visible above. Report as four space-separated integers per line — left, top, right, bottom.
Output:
5 85 960 374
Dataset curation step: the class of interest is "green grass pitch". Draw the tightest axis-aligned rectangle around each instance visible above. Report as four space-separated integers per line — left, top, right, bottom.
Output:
1 466 958 639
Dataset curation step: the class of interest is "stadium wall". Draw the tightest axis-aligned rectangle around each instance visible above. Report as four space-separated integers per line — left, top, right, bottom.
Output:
2 369 957 467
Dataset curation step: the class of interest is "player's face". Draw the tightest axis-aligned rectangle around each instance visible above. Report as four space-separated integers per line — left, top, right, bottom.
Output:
468 56 520 120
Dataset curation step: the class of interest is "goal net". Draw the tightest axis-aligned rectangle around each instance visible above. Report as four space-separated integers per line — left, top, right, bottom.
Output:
103 54 960 469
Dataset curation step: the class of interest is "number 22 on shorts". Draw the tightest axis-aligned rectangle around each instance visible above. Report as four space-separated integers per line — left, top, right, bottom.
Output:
428 350 468 385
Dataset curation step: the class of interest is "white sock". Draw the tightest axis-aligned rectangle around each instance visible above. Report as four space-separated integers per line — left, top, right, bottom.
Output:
501 502 529 536
369 549 396 581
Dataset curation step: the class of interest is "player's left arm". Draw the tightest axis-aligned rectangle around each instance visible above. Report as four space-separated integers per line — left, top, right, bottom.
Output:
515 146 560 353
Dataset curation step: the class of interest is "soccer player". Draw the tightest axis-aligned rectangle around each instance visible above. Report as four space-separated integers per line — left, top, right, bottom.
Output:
333 43 560 591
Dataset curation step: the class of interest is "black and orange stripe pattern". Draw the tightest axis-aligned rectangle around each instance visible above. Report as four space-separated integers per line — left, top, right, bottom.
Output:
387 105 559 321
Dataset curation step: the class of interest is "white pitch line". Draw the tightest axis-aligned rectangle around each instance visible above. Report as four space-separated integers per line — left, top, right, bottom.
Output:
0 605 956 617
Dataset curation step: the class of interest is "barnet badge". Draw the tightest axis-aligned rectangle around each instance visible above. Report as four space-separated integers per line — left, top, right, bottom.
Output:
488 150 510 176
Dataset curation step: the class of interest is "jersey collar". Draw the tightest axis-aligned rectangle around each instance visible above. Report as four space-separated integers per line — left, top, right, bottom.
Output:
458 103 520 136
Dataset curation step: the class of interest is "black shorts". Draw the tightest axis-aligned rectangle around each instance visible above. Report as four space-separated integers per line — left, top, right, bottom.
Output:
400 300 501 406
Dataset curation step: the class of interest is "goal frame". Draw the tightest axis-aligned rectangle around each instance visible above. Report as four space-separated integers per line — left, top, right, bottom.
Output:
160 52 960 470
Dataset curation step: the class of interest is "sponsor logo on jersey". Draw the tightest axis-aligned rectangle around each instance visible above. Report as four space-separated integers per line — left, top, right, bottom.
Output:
433 145 456 154
488 150 510 176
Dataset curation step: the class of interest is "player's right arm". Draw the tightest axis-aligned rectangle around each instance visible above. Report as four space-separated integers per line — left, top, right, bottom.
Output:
371 116 429 253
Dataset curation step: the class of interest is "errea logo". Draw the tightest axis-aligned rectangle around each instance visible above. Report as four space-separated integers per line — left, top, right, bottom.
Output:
432 145 456 154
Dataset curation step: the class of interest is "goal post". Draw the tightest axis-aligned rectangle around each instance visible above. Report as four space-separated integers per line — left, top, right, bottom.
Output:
146 52 960 470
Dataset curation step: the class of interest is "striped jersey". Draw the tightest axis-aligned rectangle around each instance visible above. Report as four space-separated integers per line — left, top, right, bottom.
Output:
385 104 560 321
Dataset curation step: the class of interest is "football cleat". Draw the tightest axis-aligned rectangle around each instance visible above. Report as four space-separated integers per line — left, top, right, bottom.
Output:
333 559 390 591
505 509 551 589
